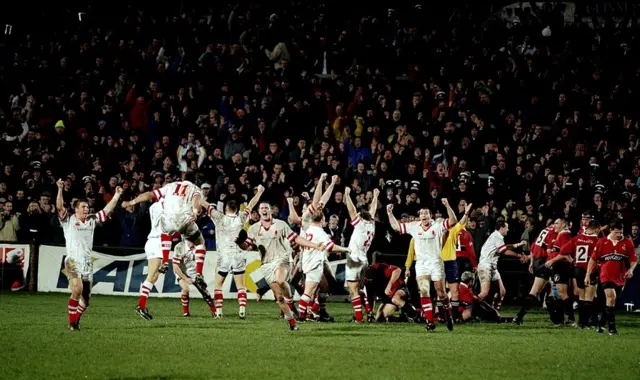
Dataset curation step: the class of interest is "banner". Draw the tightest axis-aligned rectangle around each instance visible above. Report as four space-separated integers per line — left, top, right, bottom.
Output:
0 244 30 280
37 245 347 300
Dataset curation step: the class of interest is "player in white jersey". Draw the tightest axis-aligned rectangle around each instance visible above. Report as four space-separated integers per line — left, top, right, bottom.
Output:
56 179 122 331
172 240 217 317
296 211 350 321
288 173 338 321
132 201 169 320
343 186 378 323
387 198 457 332
205 185 264 319
124 172 208 288
477 220 527 306
237 202 325 330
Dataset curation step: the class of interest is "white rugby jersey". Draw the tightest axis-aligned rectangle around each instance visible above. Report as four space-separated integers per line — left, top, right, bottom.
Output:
60 210 108 261
399 219 450 262
479 230 507 268
348 216 375 262
153 181 202 215
147 202 164 240
209 205 249 254
172 241 196 278
246 219 297 264
299 203 321 236
302 225 334 262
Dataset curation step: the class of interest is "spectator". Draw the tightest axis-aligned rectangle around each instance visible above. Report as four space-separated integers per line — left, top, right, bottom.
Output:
0 202 20 242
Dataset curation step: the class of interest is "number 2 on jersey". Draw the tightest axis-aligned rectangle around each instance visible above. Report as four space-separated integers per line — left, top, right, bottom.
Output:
576 245 589 263
173 184 189 197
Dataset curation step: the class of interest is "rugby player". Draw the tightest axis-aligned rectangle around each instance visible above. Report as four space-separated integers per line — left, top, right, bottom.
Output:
476 220 527 313
57 179 123 330
297 211 350 321
172 239 217 316
455 216 477 276
387 199 457 332
237 202 325 330
125 172 207 289
559 220 600 328
440 201 473 322
586 221 637 335
343 186 378 323
457 271 510 323
513 220 559 324
544 218 574 325
204 185 264 319
363 262 419 322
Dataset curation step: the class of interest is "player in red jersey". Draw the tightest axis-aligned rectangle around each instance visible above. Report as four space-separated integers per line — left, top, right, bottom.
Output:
513 219 560 324
560 220 600 328
363 261 419 322
586 221 637 335
455 224 477 275
544 218 574 325
457 272 509 323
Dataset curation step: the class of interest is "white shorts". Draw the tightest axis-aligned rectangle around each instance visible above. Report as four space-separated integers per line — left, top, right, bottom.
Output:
64 256 93 282
302 256 324 284
415 259 445 282
145 238 163 260
345 257 367 282
217 252 247 275
160 212 200 237
478 265 501 283
261 260 290 285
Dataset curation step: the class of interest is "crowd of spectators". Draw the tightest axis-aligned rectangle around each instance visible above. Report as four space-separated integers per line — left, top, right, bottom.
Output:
0 2 639 256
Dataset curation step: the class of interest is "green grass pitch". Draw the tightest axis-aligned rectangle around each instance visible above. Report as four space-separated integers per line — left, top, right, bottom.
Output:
1 293 639 380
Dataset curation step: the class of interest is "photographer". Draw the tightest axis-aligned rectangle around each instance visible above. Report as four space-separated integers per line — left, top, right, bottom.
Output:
0 201 21 242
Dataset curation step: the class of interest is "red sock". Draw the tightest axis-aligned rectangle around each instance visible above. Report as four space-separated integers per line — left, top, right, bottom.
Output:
298 294 312 319
76 302 87 322
237 288 247 307
195 246 206 275
421 297 434 322
351 296 363 322
138 281 152 309
287 316 297 328
312 298 320 314
360 291 371 314
285 297 293 312
214 290 224 311
68 299 79 324
181 294 190 314
160 233 172 265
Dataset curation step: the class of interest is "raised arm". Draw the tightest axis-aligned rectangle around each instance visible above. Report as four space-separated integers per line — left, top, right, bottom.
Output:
287 198 301 225
386 204 401 232
441 198 457 229
100 187 123 218
343 187 358 220
245 185 265 212
312 173 327 208
122 191 155 208
56 179 66 220
368 188 380 218
318 175 338 208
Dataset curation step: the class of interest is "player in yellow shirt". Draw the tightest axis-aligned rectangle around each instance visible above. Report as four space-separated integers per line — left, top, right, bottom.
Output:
440 202 472 322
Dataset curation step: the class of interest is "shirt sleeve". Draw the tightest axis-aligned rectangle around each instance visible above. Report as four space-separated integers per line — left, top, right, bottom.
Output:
496 236 507 254
399 222 418 236
559 237 575 256
208 206 224 223
627 239 638 263
383 263 398 278
591 239 603 261
281 222 299 245
94 209 108 223
153 184 170 201
246 224 257 246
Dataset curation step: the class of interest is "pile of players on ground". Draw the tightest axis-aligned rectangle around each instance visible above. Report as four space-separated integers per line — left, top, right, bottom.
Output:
59 171 636 335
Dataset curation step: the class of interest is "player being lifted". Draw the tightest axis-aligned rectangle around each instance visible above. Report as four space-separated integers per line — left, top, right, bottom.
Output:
203 185 264 319
57 179 123 330
586 220 637 335
124 172 207 287
237 202 325 330
559 220 600 328
387 199 457 332
172 239 217 317
477 220 527 314
297 211 350 321
343 186 378 323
